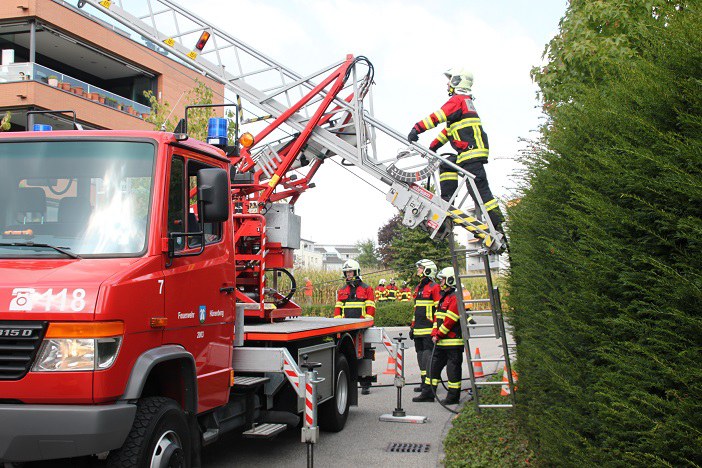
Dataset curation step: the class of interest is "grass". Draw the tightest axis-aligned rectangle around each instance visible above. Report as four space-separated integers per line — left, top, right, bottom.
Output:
442 373 534 467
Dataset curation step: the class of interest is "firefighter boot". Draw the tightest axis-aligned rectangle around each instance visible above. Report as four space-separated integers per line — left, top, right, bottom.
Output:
441 389 460 405
412 385 436 403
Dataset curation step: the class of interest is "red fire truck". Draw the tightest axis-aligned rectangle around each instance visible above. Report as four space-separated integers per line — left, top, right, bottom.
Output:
0 129 379 466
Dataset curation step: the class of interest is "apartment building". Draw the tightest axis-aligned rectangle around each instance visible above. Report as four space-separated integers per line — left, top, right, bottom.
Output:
0 0 222 131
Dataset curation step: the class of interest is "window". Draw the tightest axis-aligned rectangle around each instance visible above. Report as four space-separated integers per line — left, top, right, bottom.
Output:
166 155 222 252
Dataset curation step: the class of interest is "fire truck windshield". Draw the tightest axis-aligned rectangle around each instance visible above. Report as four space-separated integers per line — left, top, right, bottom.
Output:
0 140 155 257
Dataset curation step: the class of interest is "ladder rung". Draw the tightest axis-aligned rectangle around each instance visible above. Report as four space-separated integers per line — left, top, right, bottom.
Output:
478 404 514 408
470 358 504 363
465 299 491 303
465 310 493 315
468 334 497 339
459 274 488 279
475 381 506 386
469 324 494 328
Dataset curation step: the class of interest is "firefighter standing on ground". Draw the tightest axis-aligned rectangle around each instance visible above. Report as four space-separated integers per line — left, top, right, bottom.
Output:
399 281 412 302
414 267 470 404
334 260 376 319
386 279 398 302
376 278 388 302
407 68 505 235
410 259 441 398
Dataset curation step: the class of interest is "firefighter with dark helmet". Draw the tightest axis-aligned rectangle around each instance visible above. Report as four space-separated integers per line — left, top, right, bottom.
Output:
415 266 465 404
407 68 505 236
410 259 441 399
386 278 398 301
334 259 375 320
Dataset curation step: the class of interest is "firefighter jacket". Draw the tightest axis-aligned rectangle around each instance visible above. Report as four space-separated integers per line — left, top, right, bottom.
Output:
386 285 398 301
432 287 464 347
376 285 388 302
411 94 489 165
399 287 412 302
411 277 441 336
335 280 376 319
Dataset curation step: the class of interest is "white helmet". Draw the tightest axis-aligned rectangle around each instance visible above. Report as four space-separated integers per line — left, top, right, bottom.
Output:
415 259 437 278
444 68 473 95
437 267 456 288
342 259 361 280
379 278 386 285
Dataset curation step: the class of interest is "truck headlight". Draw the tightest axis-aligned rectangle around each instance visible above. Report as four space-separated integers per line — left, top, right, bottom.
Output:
32 322 124 372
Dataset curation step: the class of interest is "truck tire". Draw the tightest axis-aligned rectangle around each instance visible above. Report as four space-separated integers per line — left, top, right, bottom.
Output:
318 354 350 432
107 396 192 468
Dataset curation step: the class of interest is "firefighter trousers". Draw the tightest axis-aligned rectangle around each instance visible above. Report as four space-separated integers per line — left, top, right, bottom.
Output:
427 345 463 395
414 336 433 390
460 160 504 232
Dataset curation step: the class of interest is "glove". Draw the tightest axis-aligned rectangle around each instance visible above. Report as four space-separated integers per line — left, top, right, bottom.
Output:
468 315 477 325
407 128 419 143
409 328 415 340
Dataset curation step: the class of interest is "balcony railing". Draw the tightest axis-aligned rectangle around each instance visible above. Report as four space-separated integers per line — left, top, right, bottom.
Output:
0 62 151 117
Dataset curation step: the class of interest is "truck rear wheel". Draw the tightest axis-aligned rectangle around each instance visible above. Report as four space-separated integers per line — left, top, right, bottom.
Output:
318 354 350 432
107 396 191 468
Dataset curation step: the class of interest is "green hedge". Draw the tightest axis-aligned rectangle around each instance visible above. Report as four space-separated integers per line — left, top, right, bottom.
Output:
302 301 414 328
508 9 702 467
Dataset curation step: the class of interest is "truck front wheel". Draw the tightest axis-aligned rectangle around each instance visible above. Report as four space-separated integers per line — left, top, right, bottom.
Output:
318 354 350 432
107 396 192 468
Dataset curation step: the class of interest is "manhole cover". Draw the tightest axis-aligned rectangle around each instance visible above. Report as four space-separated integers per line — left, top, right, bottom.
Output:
386 442 430 453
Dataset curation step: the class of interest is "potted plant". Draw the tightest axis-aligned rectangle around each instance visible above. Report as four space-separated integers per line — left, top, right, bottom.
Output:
98 95 106 104
72 85 83 95
47 76 58 87
59 82 71 91
116 103 124 111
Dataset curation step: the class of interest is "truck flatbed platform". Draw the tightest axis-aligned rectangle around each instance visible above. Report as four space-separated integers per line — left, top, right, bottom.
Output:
244 316 373 342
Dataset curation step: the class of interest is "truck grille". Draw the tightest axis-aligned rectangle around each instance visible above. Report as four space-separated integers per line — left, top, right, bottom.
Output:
0 321 47 380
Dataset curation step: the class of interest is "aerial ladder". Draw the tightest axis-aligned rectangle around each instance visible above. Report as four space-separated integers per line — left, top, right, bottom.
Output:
73 2 509 351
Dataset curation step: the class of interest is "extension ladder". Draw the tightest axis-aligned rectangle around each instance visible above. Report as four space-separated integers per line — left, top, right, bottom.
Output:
449 238 516 412
74 0 506 253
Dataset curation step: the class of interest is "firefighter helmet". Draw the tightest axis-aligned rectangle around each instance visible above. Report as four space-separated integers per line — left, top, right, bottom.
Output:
444 68 473 95
415 259 437 278
437 266 456 288
379 278 386 285
342 259 361 280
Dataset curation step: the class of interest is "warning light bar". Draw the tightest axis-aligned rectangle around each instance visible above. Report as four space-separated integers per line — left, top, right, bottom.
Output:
195 31 211 51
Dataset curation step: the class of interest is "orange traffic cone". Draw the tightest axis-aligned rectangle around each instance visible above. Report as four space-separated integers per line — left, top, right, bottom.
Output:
500 365 518 396
383 354 396 375
473 347 485 378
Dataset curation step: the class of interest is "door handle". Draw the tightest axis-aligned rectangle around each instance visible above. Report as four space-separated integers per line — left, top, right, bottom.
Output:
220 286 235 294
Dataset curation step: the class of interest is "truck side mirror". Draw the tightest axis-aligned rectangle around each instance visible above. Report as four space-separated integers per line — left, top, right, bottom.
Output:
197 168 229 223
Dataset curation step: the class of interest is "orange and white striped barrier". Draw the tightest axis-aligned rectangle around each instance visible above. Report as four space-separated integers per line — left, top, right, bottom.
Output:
500 365 518 396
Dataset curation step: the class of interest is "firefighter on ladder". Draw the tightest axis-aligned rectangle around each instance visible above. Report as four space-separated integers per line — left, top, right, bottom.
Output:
335 259 376 394
414 267 469 404
407 68 505 236
410 259 441 400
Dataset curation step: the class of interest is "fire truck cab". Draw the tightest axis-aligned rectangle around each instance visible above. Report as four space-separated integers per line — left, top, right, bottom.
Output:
0 130 374 465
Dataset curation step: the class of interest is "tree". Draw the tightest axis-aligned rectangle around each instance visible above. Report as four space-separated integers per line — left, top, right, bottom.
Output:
532 1 684 113
0 111 11 131
143 79 236 141
377 214 453 283
356 239 379 269
511 4 702 466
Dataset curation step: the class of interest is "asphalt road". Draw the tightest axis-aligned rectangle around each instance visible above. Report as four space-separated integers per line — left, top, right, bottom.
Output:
202 324 511 468
21 322 513 468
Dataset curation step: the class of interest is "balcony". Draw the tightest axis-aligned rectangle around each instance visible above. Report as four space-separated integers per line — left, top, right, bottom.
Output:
0 62 151 118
